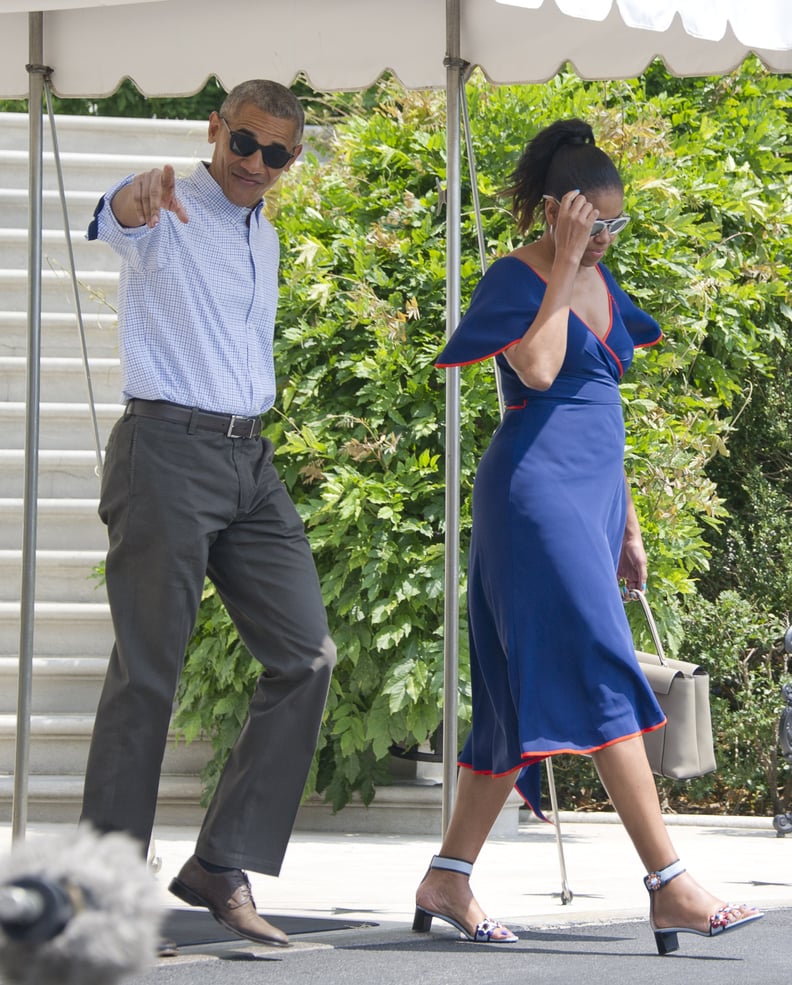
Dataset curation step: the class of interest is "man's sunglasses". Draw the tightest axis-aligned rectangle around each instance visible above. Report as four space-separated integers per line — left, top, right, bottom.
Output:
543 195 630 237
221 117 296 170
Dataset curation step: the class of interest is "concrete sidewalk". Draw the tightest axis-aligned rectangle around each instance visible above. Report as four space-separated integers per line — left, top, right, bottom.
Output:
3 810 788 956
178 811 791 930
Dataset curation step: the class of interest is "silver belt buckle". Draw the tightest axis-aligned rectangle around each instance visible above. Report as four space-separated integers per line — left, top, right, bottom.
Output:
227 415 254 438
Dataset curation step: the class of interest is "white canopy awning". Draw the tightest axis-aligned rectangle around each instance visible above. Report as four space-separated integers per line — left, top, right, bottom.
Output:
0 0 790 100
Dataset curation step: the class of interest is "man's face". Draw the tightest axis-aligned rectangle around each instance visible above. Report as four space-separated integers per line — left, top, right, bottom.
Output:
207 105 302 209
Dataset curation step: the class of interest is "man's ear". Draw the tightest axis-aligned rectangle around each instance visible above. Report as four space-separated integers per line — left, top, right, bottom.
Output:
207 111 221 146
284 144 303 172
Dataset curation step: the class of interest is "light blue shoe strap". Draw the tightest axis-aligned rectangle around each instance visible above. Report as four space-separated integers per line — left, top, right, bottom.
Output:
430 855 474 877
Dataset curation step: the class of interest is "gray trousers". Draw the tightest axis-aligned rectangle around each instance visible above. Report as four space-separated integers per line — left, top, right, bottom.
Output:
80 412 336 876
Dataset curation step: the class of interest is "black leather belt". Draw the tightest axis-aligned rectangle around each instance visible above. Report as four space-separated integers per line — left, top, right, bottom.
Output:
124 399 261 439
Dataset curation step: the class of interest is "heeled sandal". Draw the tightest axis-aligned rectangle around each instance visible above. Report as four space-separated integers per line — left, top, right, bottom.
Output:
645 859 764 955
413 855 518 943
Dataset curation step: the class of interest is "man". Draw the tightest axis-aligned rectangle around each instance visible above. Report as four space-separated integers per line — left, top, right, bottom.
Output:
81 80 336 949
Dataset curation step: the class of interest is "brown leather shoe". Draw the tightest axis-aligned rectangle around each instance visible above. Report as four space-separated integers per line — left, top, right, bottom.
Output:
168 855 289 946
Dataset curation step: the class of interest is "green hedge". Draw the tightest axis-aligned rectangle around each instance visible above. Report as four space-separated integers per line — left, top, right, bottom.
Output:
173 60 792 815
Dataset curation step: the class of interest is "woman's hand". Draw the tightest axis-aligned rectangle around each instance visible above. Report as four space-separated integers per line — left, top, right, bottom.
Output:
551 190 599 267
618 529 648 593
619 477 647 592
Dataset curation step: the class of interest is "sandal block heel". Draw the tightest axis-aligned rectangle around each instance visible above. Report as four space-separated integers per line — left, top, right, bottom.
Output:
653 929 679 956
412 907 433 933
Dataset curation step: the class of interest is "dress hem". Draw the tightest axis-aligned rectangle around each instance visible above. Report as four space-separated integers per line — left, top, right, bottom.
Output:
457 717 666 775
457 719 667 822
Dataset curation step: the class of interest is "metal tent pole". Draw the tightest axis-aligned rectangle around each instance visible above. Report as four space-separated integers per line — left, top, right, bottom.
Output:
13 10 47 844
441 0 463 834
43 82 104 477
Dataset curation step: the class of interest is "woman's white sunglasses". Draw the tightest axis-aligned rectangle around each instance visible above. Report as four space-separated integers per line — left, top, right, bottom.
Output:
543 195 630 236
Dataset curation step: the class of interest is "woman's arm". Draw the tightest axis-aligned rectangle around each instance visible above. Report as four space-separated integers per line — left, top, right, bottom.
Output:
618 474 648 592
504 190 598 390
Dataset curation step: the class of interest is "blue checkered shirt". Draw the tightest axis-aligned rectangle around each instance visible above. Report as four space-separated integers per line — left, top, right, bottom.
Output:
88 162 279 416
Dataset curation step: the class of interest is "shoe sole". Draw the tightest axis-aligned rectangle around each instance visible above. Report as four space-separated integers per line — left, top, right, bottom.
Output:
413 905 518 943
653 909 764 955
168 877 289 947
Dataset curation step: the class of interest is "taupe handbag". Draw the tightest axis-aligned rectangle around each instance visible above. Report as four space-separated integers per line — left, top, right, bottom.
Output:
628 589 716 780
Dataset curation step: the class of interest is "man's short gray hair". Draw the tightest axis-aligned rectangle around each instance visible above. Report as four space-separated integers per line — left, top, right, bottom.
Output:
220 80 304 144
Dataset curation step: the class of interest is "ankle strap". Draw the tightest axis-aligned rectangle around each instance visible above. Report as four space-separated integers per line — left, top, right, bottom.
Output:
430 855 473 876
644 859 686 892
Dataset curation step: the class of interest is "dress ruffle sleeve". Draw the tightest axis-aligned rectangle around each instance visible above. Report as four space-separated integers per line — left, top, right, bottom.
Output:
599 265 662 349
436 258 540 368
436 258 661 369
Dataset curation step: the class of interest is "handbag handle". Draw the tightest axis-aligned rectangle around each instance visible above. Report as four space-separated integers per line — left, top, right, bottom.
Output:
624 588 667 664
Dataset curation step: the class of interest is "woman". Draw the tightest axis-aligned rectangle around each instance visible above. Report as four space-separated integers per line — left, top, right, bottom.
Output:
413 119 762 954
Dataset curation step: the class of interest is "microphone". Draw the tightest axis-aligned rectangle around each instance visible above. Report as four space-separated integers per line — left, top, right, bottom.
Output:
0 825 161 985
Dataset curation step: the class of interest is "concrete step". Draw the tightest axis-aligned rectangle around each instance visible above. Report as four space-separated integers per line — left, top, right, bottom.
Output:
0 713 212 775
0 188 108 231
0 268 118 318
0 550 106 603
1 356 120 404
0 600 113 657
0 772 521 835
0 498 104 551
0 149 202 194
0 401 118 450
0 449 106 498
0 112 212 158
0 112 319 166
0 227 121 271
0 655 107 712
0 772 205 825
0 310 119 360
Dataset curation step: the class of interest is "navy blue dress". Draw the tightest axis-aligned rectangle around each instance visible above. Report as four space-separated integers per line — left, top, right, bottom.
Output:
437 256 665 815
